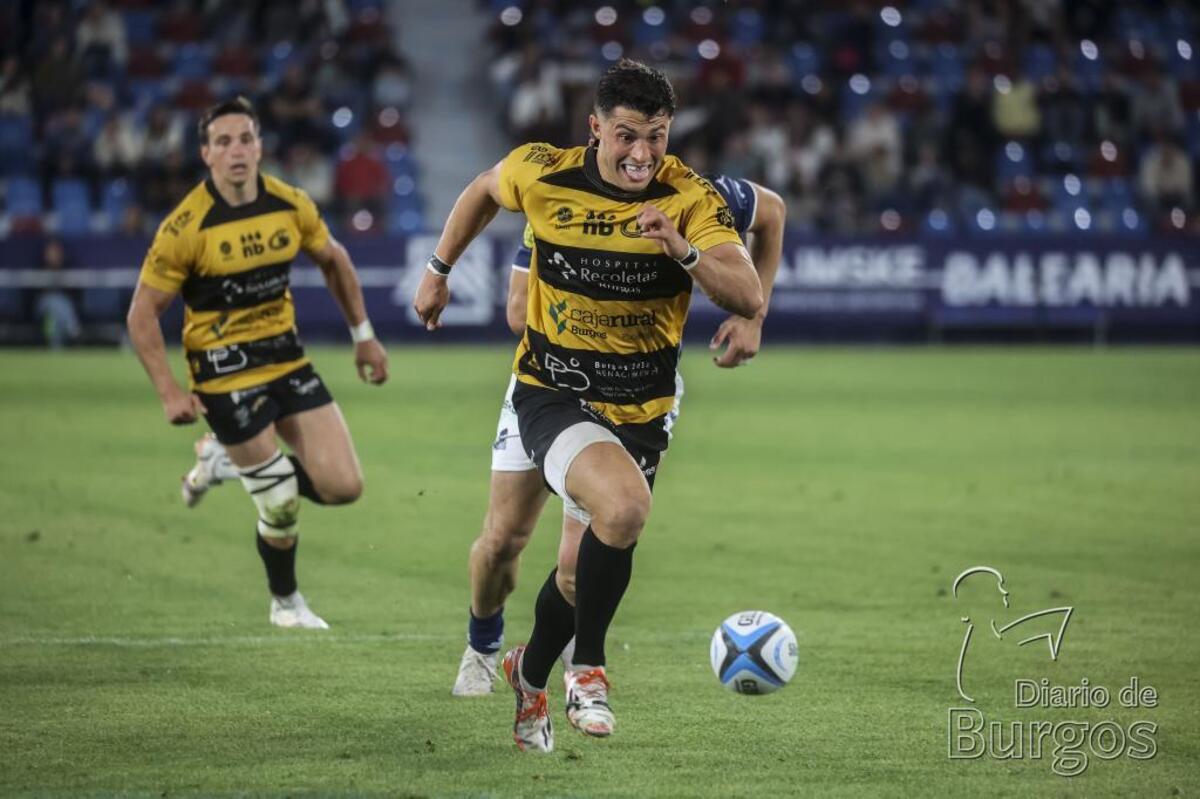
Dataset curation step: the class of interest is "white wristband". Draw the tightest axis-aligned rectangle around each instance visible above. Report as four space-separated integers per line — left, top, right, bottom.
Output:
349 319 375 343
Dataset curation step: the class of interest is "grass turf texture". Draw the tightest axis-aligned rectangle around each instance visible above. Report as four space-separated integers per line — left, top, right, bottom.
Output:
0 345 1197 797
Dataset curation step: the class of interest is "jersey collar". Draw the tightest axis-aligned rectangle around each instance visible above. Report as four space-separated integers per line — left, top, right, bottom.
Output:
582 145 670 202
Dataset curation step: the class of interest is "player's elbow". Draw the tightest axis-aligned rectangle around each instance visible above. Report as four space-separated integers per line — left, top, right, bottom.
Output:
125 295 153 334
505 306 526 336
736 283 765 319
760 186 787 226
505 294 527 335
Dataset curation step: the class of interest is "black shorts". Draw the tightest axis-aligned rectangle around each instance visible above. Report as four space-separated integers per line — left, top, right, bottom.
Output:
512 380 662 493
196 364 334 445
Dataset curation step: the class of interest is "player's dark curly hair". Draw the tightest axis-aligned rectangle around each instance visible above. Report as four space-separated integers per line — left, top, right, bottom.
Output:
198 96 260 144
595 59 676 118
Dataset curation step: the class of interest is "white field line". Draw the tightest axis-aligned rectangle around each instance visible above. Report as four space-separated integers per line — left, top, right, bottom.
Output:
0 630 711 649
0 632 456 648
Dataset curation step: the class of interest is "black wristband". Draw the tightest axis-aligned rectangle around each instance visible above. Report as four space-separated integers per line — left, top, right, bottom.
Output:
675 243 700 271
427 254 453 276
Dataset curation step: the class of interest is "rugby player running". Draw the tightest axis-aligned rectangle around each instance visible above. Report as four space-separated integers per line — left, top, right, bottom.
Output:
413 60 762 752
451 172 785 703
127 97 388 629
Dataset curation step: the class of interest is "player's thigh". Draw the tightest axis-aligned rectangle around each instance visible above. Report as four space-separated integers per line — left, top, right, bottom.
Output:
222 424 282 469
564 441 651 536
194 384 282 468
276 402 362 490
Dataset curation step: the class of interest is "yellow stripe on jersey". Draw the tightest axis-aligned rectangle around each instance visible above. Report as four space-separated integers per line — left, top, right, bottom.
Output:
529 283 686 356
584 395 678 427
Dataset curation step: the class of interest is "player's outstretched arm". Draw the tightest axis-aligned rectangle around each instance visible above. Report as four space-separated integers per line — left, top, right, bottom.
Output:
126 282 206 425
412 163 504 331
309 237 388 385
637 203 763 319
710 185 786 368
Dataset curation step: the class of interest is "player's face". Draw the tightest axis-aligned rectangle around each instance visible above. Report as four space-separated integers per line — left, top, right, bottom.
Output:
590 106 671 192
201 113 262 189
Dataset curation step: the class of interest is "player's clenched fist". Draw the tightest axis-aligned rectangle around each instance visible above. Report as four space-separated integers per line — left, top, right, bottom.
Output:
162 385 205 425
412 269 450 331
637 203 689 260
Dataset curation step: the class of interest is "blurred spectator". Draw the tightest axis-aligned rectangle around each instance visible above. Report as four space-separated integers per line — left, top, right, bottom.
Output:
815 144 866 234
787 103 837 198
75 1 128 73
335 134 389 215
138 106 185 166
1093 72 1133 146
715 132 756 180
909 142 954 212
42 106 93 183
507 46 565 143
1139 134 1194 212
992 75 1041 139
946 69 999 193
93 113 143 178
746 103 790 189
34 238 81 350
32 36 83 116
1039 69 1087 150
373 55 414 110
269 63 330 151
1130 69 1184 137
846 103 903 204
285 142 335 207
141 150 196 214
0 56 32 116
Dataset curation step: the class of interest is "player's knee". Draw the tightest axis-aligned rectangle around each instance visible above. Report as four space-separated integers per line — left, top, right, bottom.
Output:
593 490 650 547
239 452 301 538
320 472 363 505
476 522 533 564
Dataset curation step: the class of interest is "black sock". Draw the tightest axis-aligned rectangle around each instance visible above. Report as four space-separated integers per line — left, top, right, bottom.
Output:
573 527 634 669
256 532 298 597
520 569 577 690
288 455 327 504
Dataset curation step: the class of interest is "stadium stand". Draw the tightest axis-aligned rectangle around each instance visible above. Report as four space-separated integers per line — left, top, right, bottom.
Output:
0 0 423 237
483 0 1200 235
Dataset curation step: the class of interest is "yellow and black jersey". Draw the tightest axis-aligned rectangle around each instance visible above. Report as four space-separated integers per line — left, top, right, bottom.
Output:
498 142 743 451
138 174 331 393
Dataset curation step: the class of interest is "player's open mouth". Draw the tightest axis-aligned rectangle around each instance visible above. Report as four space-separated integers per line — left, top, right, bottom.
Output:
621 163 651 182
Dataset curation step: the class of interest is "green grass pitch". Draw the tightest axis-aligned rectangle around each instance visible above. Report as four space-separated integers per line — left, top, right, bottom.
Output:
1 345 1197 797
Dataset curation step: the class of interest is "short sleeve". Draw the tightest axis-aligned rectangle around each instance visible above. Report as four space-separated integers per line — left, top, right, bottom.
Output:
497 143 561 213
138 217 192 294
681 185 745 253
294 188 331 253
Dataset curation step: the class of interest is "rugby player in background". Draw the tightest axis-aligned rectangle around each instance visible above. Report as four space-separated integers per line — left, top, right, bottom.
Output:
127 97 388 629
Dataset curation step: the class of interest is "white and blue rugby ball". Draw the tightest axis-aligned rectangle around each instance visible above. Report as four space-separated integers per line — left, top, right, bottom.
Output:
710 611 799 695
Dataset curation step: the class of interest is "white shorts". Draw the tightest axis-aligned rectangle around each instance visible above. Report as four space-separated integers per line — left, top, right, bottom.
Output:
490 373 685 522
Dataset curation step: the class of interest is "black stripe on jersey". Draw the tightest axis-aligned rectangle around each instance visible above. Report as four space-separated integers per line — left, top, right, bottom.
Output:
181 261 290 311
533 238 691 302
187 329 304 383
519 327 678 407
200 177 296 230
538 147 678 202
539 167 677 202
